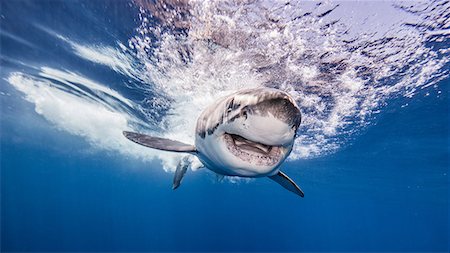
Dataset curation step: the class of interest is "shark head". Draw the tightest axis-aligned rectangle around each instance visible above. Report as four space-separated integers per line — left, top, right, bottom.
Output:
195 88 301 177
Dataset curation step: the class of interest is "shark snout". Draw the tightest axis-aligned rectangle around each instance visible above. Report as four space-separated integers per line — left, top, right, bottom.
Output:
251 97 301 130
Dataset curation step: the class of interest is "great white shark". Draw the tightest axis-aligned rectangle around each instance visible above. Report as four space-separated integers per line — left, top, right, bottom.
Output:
123 88 304 197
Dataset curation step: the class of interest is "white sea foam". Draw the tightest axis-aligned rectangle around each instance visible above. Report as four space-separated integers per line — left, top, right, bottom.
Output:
8 72 133 152
38 67 133 107
7 0 449 172
129 0 449 160
7 71 194 172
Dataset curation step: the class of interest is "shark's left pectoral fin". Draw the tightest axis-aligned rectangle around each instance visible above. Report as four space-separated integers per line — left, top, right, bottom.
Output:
268 171 304 197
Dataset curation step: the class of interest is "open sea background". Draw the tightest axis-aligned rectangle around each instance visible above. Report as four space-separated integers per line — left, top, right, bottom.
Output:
1 0 449 252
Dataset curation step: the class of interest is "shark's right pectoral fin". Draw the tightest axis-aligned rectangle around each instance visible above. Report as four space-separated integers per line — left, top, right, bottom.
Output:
123 131 196 154
268 171 304 198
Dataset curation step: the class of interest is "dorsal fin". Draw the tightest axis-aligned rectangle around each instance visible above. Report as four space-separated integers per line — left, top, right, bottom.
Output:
268 171 304 197
123 131 196 154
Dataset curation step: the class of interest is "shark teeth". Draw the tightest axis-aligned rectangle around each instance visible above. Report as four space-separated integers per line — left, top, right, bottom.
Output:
223 133 282 166
231 134 272 154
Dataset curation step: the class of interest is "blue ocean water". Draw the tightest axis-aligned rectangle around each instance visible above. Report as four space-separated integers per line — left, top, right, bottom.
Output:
1 0 449 252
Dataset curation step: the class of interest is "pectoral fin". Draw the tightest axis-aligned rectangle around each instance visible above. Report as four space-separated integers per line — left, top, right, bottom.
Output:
173 156 190 190
268 171 304 197
123 131 196 153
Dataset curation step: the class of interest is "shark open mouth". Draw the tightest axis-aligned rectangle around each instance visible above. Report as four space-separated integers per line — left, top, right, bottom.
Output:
223 133 283 166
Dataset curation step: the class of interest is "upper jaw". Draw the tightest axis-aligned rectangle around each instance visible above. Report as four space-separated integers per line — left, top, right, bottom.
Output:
225 126 296 147
228 133 274 155
222 132 288 166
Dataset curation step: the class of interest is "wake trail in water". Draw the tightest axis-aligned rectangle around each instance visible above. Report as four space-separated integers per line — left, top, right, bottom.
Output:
3 0 449 171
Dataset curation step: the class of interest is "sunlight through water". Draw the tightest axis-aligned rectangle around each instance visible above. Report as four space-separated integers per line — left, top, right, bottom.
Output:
4 0 449 171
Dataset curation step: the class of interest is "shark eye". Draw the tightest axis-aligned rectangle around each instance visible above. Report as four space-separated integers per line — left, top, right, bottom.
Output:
242 110 248 119
227 98 235 112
